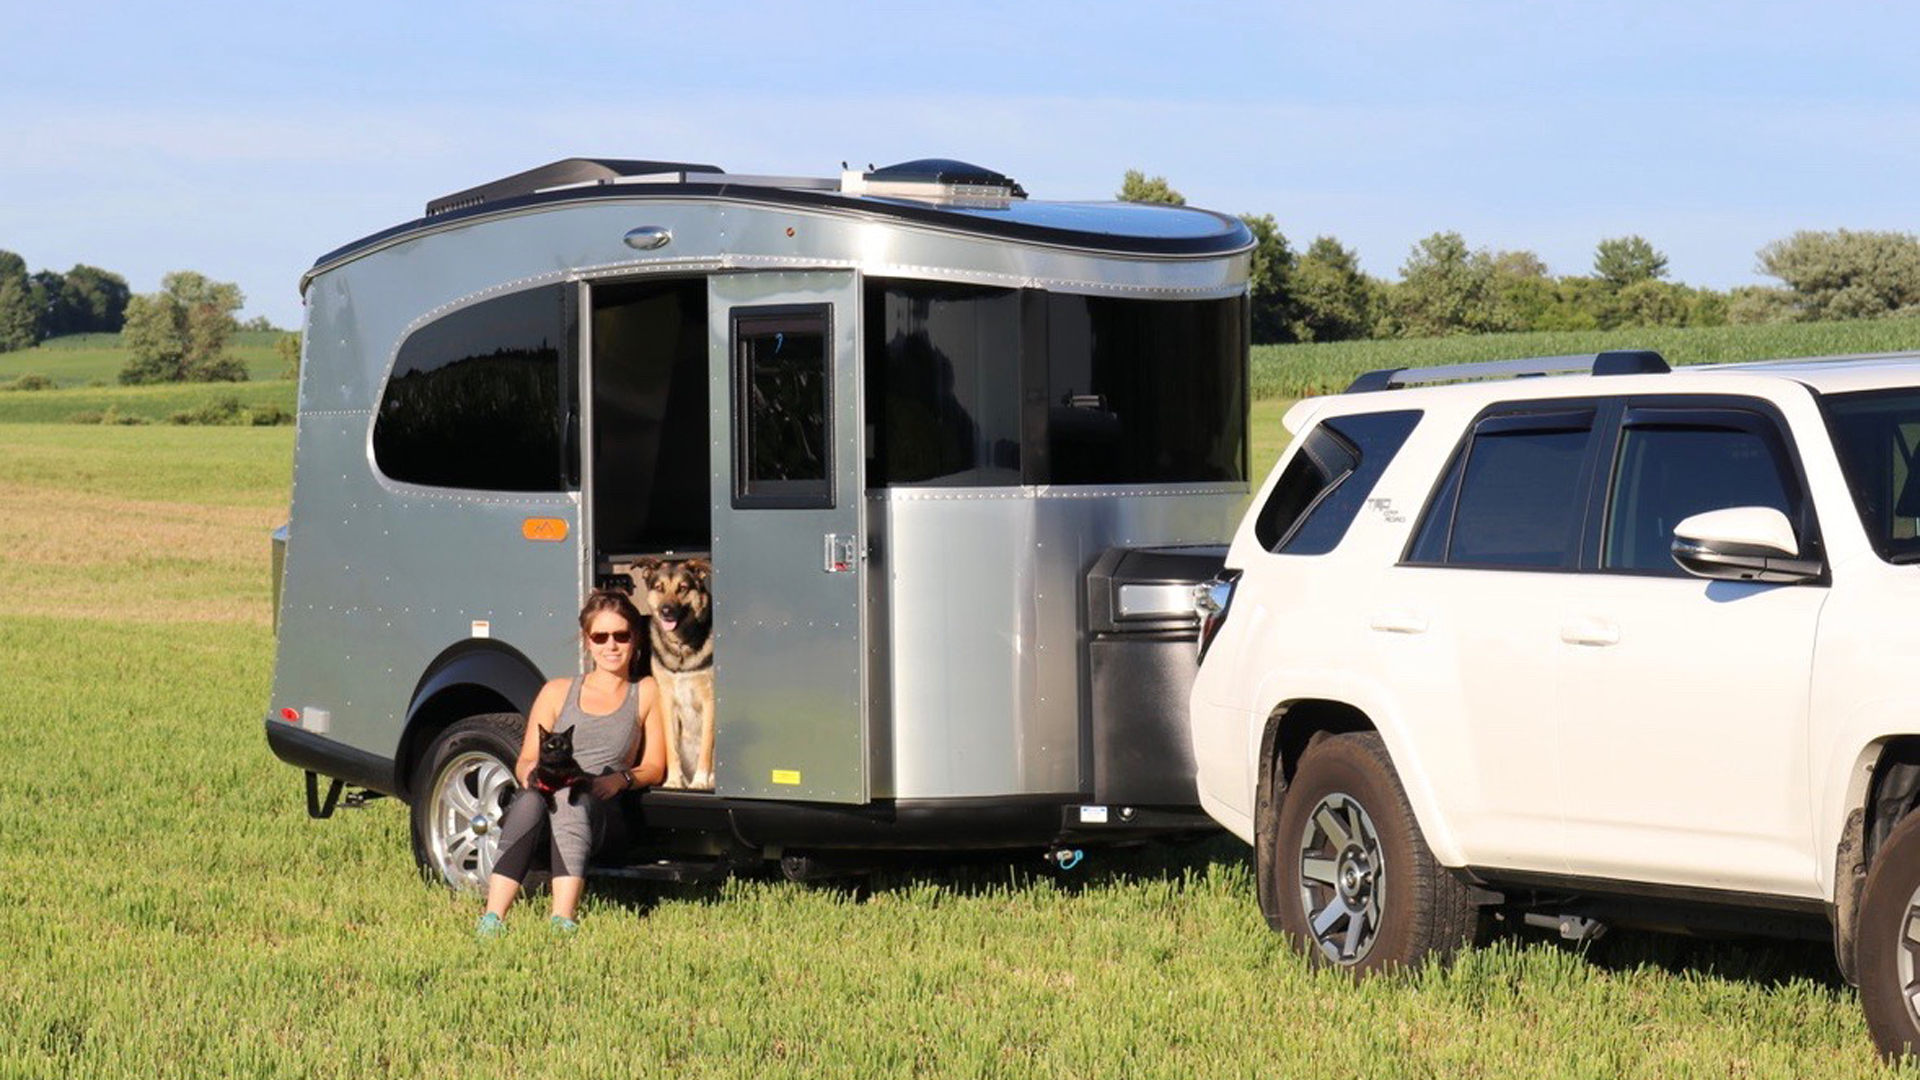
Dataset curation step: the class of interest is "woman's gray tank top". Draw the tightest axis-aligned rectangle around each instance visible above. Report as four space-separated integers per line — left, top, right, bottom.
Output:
554 677 640 774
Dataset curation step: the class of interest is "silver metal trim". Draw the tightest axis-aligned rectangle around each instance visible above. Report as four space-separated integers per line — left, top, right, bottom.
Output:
879 482 1247 503
1116 583 1202 619
303 192 1254 292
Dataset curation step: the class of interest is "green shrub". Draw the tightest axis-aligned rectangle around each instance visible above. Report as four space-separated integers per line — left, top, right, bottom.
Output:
4 373 54 391
164 394 293 426
68 405 151 425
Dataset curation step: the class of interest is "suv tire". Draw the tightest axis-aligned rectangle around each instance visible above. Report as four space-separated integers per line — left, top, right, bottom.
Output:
1855 808 1920 1060
409 713 526 892
1271 732 1476 973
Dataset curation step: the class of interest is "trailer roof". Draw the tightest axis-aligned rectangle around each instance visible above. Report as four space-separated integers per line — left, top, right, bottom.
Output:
308 157 1256 275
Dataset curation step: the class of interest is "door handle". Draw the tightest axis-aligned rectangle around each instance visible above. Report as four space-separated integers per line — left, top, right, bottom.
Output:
1559 620 1620 647
1368 611 1429 635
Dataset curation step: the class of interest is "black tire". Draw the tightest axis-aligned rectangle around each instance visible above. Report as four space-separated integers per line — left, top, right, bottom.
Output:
1269 732 1477 974
1854 808 1920 1060
408 713 526 892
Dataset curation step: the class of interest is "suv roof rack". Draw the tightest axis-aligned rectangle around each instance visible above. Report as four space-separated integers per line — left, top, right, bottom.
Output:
1344 349 1669 393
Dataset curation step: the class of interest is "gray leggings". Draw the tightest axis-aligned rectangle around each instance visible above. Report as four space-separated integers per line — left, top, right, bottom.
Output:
492 787 615 881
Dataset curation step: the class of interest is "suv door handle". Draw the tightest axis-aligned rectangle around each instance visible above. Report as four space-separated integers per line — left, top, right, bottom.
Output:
1559 620 1620 647
1368 611 1429 635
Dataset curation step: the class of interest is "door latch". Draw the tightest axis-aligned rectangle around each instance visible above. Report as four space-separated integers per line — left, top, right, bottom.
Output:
824 533 858 573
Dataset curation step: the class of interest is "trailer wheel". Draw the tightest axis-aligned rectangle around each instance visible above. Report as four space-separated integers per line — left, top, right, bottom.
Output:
1270 731 1475 974
409 713 525 892
1854 808 1920 1060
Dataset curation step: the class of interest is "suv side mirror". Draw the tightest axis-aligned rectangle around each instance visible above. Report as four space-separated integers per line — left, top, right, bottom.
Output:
1670 506 1822 584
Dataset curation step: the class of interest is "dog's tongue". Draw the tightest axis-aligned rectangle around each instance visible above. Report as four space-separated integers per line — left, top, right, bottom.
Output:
657 614 678 631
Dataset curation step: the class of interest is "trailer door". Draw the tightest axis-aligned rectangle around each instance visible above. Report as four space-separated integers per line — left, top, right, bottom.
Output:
708 272 868 803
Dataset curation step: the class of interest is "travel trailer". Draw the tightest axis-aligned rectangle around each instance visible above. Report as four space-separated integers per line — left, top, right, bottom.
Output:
266 156 1251 888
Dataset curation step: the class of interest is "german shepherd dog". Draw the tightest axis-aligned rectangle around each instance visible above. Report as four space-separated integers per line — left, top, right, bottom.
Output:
633 557 714 790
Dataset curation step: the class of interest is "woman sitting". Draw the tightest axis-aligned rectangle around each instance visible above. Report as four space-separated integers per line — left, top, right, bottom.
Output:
478 588 665 935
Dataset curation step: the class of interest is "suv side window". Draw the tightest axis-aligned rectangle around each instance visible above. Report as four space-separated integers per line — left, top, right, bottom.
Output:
1602 409 1798 574
1406 408 1596 569
1254 410 1421 554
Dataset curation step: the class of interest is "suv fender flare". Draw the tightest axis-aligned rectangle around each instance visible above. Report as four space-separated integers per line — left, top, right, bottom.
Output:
1252 675 1468 870
394 639 546 801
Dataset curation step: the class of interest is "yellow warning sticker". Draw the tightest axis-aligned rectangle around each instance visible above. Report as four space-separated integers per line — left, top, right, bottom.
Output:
771 769 802 785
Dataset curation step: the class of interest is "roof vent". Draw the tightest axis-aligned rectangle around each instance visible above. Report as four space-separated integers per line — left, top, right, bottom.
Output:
425 157 724 217
840 158 1026 206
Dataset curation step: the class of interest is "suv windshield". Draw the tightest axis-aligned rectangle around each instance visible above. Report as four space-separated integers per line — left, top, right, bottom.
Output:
1824 388 1920 564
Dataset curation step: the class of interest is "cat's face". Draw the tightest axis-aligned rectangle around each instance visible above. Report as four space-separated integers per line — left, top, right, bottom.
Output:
539 726 574 760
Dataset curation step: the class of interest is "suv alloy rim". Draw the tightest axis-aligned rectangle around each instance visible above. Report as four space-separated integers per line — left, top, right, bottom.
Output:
1896 882 1920 1030
427 750 515 890
1297 792 1384 964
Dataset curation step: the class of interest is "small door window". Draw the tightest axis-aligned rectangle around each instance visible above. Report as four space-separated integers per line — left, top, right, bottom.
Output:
731 305 832 509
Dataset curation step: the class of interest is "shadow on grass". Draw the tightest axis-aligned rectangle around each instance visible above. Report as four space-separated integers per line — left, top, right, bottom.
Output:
587 831 1253 913
1564 923 1846 991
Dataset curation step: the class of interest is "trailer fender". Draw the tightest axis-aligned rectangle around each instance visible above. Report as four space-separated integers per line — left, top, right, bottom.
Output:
395 640 546 800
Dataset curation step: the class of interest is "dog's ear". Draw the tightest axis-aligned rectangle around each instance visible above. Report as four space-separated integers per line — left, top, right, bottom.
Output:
686 558 712 587
632 557 662 588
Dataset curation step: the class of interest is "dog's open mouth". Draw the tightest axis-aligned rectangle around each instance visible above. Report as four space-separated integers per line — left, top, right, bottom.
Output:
656 614 679 632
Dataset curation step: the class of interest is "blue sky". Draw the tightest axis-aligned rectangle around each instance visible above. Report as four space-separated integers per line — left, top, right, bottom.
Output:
4 0 1917 328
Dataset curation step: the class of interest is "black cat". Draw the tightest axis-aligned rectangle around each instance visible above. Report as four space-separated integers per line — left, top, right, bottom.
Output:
525 725 591 811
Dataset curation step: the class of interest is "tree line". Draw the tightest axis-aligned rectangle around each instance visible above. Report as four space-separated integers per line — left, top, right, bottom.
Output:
0 250 294 383
1119 170 1920 344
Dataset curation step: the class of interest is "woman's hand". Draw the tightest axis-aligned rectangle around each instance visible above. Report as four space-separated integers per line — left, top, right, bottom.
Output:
589 771 631 800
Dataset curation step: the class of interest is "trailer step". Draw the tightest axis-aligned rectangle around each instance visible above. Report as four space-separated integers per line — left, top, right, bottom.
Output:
589 858 732 885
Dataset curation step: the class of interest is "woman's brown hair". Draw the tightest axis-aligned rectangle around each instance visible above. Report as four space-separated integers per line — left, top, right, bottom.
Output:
578 586 644 634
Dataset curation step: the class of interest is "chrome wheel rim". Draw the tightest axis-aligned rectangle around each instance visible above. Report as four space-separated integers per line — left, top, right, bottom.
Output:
1297 791 1384 965
1896 882 1920 1029
426 751 515 891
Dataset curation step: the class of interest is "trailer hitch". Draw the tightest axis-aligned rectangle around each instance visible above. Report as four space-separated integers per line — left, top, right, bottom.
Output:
305 772 384 819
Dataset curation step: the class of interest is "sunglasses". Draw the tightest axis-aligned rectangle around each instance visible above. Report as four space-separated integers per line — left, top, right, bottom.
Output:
587 630 632 645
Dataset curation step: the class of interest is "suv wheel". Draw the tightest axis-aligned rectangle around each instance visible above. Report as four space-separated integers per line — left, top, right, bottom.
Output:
409 713 525 892
1271 732 1477 973
1855 809 1920 1060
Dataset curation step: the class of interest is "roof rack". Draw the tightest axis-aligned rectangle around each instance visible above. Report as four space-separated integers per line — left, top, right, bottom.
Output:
1344 349 1669 393
425 157 724 217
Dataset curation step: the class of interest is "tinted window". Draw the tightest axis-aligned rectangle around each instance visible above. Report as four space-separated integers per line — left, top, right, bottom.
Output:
1604 422 1793 573
1825 389 1920 564
1256 410 1421 554
1426 412 1594 568
865 279 1022 486
733 307 830 508
1044 293 1246 485
373 285 572 491
591 279 709 554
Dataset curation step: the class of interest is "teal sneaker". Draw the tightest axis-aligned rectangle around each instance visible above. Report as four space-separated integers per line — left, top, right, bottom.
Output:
475 912 506 939
549 914 579 934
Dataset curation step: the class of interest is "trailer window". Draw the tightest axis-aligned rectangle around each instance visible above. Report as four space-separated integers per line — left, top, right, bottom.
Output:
865 279 1022 486
1042 293 1246 485
732 306 832 509
373 285 573 492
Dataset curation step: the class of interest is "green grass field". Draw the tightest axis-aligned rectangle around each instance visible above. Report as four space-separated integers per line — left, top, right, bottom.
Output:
0 331 290 387
2 328 1915 1075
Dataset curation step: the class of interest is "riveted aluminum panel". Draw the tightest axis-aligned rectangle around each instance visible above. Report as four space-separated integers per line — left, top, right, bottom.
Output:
708 271 867 803
876 485 1243 800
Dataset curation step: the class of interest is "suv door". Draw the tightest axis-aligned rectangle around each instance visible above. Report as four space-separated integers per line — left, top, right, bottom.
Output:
1373 402 1610 872
1553 397 1827 896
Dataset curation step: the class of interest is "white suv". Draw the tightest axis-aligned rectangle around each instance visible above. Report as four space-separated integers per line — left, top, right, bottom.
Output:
1190 349 1920 1058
